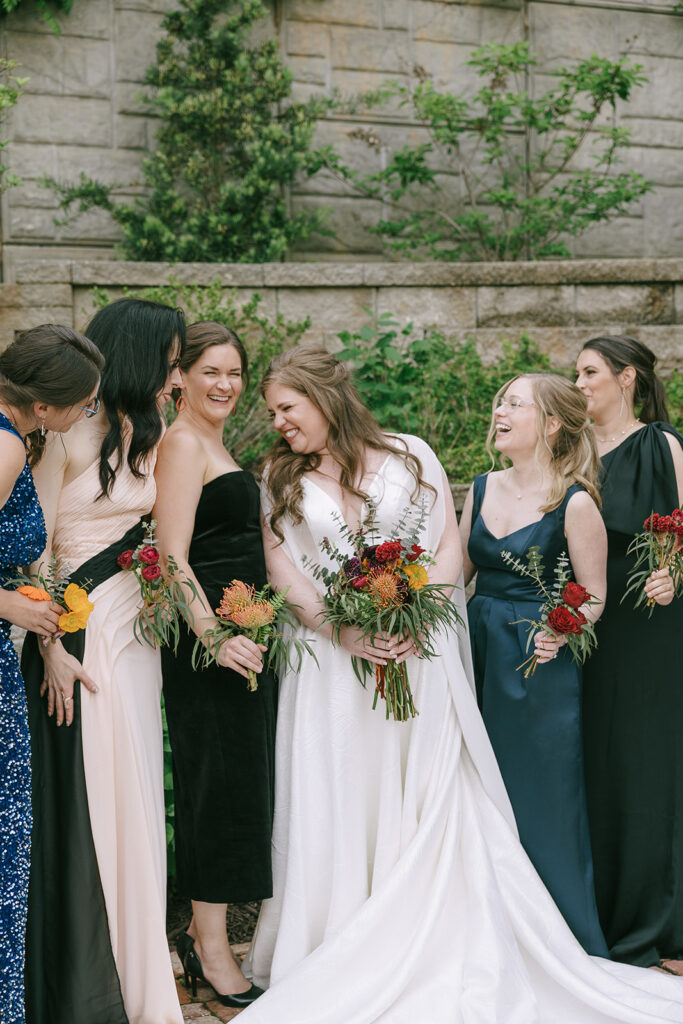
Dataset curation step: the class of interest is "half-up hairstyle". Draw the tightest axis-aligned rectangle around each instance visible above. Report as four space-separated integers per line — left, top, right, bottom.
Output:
487 373 601 512
0 324 104 465
581 335 669 424
261 346 435 542
181 322 248 384
85 298 186 497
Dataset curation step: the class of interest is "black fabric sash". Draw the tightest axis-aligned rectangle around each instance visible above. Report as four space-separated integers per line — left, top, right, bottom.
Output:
22 520 144 1024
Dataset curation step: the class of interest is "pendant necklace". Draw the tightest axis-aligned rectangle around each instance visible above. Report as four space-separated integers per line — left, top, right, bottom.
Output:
594 420 641 444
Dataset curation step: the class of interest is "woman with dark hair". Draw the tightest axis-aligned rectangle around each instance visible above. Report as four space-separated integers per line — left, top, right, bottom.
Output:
237 346 683 1024
21 298 186 1024
576 335 683 969
0 324 102 1024
154 321 276 1009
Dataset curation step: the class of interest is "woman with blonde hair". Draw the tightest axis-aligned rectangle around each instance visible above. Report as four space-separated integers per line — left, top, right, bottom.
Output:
460 372 609 954
239 350 683 1024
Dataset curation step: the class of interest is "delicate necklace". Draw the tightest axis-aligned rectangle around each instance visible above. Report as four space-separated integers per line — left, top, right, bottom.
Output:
594 419 641 444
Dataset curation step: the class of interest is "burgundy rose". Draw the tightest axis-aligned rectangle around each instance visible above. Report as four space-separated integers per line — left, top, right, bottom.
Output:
139 545 160 565
141 564 162 583
351 575 369 590
561 582 589 609
547 606 584 635
117 549 134 570
405 543 426 563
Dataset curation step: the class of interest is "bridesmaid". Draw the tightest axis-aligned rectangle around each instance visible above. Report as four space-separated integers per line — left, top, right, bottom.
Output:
154 322 276 1008
460 372 609 955
0 325 103 1024
576 334 683 968
22 299 186 1024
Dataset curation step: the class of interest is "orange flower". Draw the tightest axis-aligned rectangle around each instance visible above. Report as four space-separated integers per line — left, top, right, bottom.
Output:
217 580 255 618
368 569 403 608
58 583 94 633
230 602 276 630
403 564 428 591
17 584 52 602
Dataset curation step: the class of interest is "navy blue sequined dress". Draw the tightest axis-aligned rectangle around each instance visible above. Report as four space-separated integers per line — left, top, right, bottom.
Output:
0 412 46 1024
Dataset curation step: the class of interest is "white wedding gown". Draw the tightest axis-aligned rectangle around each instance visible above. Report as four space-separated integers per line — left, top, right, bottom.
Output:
242 435 683 1024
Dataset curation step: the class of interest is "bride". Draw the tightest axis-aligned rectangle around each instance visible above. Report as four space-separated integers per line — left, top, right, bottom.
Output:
242 346 683 1024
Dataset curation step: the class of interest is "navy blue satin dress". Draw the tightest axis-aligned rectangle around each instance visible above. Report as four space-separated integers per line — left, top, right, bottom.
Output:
467 473 608 956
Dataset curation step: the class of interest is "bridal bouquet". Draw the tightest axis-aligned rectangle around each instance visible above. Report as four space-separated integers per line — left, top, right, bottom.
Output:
116 520 197 651
193 580 315 691
303 502 463 722
10 555 94 638
500 546 599 678
623 510 683 615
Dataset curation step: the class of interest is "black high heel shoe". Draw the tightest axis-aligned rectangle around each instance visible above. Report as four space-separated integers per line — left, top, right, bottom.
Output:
183 945 264 1007
176 929 194 984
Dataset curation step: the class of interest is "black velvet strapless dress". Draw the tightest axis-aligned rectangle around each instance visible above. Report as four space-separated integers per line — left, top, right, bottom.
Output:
161 471 277 904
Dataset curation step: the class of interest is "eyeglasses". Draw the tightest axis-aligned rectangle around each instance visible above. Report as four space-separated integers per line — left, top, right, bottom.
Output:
76 396 101 418
495 396 535 411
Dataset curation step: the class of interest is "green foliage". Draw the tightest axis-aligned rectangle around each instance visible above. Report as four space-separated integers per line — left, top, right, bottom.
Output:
663 370 683 435
47 0 331 262
0 0 72 34
320 42 653 261
337 313 551 480
0 58 28 192
91 279 309 470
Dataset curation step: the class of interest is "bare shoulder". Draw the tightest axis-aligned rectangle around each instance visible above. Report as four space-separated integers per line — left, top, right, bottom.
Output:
0 428 26 479
565 488 603 527
158 422 206 462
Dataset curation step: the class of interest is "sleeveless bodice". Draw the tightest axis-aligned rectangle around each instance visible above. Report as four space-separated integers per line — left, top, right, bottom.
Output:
0 413 46 599
468 474 581 604
188 471 267 611
52 453 156 574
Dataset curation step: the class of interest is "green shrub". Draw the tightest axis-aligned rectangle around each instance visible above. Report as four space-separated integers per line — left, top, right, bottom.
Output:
337 314 552 480
321 43 653 261
0 58 28 192
48 0 330 262
0 0 72 34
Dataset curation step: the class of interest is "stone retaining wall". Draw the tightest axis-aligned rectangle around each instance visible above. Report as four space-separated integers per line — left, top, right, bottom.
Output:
1 0 682 267
1 258 682 372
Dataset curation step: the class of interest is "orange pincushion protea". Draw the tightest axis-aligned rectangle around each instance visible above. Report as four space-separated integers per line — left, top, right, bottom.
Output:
230 602 276 630
217 579 256 618
368 568 403 608
17 584 52 602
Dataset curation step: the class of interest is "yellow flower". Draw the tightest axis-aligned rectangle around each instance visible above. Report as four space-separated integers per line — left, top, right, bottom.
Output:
403 564 428 590
58 583 94 633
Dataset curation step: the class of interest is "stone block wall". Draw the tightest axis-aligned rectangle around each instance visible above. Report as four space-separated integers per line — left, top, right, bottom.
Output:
1 258 681 375
1 0 682 270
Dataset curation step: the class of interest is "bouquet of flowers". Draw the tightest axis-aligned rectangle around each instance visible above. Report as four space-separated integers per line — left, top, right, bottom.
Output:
623 509 683 615
116 521 198 651
192 580 315 691
9 555 94 638
302 502 463 722
500 546 599 678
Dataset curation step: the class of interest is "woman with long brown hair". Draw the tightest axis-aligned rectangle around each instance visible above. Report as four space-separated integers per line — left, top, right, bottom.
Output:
239 349 683 1024
460 373 608 954
576 335 683 970
0 324 102 1024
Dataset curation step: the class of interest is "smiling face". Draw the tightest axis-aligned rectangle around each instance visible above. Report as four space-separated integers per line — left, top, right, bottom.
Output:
492 377 540 456
181 343 244 423
39 384 101 434
575 348 628 423
265 382 330 454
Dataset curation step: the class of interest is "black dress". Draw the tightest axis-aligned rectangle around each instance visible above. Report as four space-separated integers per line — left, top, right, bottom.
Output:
583 422 683 966
161 471 277 904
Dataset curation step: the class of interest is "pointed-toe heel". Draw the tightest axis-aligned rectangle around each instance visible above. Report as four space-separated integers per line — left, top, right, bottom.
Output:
183 946 264 1007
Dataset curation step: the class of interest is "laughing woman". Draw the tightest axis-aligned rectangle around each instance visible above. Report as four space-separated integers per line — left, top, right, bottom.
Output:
22 298 185 1024
460 373 609 955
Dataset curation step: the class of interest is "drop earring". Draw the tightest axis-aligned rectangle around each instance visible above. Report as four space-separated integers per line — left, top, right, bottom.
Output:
40 418 46 438
231 405 237 417
619 387 626 418
175 394 186 412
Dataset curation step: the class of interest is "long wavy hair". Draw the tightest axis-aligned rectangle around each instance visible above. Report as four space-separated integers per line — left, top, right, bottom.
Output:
261 346 434 542
486 373 601 512
0 324 104 465
581 334 669 424
85 298 186 497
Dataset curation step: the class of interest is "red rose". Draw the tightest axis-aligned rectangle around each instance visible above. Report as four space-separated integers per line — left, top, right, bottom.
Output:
561 582 589 609
351 575 369 590
141 564 162 582
139 545 160 565
547 606 584 635
117 549 134 570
